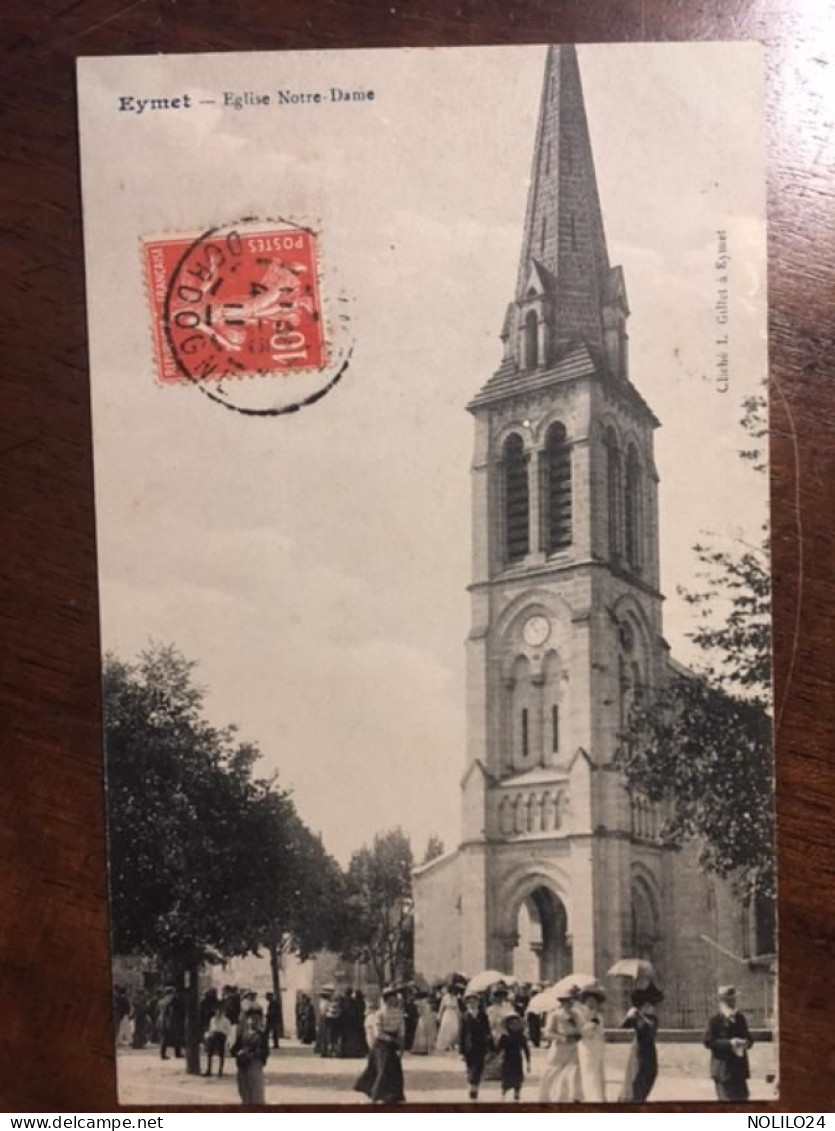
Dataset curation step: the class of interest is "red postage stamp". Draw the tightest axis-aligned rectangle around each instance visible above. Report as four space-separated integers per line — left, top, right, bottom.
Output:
143 222 327 385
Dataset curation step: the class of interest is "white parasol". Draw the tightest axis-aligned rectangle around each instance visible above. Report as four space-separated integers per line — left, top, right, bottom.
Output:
528 973 604 1013
607 958 657 987
464 970 517 996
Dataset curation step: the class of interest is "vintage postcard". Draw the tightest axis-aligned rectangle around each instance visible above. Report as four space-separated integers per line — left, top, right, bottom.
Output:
77 43 775 1105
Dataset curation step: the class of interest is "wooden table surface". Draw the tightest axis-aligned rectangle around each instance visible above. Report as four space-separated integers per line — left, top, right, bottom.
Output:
1 0 834 1112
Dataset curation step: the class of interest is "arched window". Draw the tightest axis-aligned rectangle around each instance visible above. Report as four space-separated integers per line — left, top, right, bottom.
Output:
524 309 538 369
740 901 752 958
754 892 776 955
553 791 566 829
499 797 514 836
603 427 622 560
525 794 535 832
630 874 660 964
503 434 529 563
509 655 535 772
631 661 643 709
625 446 642 570
543 423 572 552
542 650 562 762
539 792 551 832
618 654 628 732
513 794 526 834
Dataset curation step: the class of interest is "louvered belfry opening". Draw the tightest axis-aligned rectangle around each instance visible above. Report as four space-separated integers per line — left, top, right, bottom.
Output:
503 433 530 563
543 422 572 552
625 446 641 570
604 427 622 561
524 309 538 369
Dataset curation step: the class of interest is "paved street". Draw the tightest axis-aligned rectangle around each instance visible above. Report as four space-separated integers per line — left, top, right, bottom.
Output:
117 1040 777 1106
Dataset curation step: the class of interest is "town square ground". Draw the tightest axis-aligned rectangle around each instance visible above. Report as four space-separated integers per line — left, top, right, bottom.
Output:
117 1039 777 1106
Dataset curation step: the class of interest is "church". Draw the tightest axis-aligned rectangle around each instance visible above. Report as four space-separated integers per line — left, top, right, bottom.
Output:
412 45 774 1028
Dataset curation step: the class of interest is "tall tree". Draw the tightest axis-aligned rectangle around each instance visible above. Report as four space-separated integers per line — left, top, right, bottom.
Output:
249 811 348 1036
103 644 333 1071
343 828 415 987
620 392 775 907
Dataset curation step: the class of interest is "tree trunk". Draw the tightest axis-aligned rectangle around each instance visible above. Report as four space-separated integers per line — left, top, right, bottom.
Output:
373 950 386 991
269 943 286 1039
184 961 202 1075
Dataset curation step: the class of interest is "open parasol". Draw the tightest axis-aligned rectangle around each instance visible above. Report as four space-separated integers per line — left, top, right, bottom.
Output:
526 987 561 1014
464 969 516 996
607 958 656 987
552 973 605 999
527 973 604 1014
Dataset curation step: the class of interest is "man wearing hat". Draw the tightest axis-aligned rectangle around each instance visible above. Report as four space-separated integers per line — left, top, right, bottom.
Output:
460 992 492 1101
703 986 754 1101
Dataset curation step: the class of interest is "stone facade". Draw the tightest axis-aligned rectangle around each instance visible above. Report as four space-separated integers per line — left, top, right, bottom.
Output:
413 45 774 1029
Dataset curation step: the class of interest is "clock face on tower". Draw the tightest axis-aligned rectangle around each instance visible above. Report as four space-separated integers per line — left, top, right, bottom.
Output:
523 614 551 648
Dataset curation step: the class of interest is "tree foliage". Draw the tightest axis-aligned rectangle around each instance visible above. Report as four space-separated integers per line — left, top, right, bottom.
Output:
620 391 775 903
105 645 266 965
343 828 415 986
104 642 356 1067
421 834 445 865
104 643 347 966
682 411 770 700
621 676 774 900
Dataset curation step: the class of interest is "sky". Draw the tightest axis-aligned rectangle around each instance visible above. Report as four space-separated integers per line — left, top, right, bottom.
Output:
79 43 767 865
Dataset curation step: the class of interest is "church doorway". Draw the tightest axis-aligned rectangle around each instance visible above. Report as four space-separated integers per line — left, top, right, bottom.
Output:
512 887 572 984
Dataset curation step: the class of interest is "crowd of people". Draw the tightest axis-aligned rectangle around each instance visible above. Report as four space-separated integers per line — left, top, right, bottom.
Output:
301 986 371 1058
112 984 185 1056
114 976 756 1104
112 983 280 1103
349 978 755 1104
351 979 559 1104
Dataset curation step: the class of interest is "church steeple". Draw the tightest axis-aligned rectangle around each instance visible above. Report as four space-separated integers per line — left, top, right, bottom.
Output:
493 46 631 386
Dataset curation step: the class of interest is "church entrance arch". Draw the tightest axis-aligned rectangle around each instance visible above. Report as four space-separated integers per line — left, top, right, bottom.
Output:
511 886 572 985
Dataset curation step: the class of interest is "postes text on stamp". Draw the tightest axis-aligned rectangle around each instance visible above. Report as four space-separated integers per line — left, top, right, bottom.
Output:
144 222 326 385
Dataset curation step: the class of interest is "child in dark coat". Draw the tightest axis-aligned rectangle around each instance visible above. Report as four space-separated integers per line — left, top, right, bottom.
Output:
498 1013 531 1102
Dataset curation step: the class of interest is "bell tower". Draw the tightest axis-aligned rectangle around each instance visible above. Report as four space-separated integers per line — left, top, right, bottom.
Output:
458 45 670 986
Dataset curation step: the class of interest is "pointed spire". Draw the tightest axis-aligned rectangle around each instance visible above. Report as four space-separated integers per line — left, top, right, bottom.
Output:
514 45 612 351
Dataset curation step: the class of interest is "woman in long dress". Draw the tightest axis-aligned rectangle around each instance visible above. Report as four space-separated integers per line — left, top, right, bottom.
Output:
297 994 317 1045
539 994 583 1102
131 992 149 1049
314 991 331 1056
410 993 438 1055
574 989 607 1102
354 989 407 1104
435 986 461 1052
364 996 380 1049
230 1005 270 1105
618 989 661 1102
340 990 369 1058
